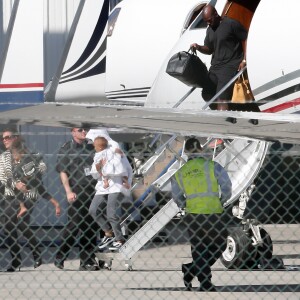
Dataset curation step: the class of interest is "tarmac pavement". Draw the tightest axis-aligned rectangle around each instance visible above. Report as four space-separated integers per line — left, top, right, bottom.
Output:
0 224 300 300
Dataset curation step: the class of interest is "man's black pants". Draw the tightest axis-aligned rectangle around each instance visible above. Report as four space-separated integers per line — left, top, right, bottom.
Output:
185 213 228 284
56 187 98 265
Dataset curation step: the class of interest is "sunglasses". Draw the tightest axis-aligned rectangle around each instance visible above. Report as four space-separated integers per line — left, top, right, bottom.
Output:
2 135 15 141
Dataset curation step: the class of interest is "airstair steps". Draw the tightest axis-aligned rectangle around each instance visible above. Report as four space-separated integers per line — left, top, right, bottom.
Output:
95 137 268 270
131 137 184 200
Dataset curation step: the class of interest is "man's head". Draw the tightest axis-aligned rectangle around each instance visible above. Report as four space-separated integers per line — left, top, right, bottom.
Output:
2 128 20 150
185 138 202 154
71 127 88 144
203 4 221 30
94 136 108 152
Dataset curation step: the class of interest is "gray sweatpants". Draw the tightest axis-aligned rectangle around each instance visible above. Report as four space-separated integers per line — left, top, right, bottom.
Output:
89 193 124 241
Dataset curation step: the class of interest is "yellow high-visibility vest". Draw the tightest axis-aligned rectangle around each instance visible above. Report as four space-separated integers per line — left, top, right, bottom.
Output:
175 158 223 214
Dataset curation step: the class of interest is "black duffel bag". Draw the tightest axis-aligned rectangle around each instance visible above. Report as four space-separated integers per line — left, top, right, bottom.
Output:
166 50 209 88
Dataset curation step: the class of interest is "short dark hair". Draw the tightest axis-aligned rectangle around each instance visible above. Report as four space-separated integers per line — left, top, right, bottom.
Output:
185 138 202 153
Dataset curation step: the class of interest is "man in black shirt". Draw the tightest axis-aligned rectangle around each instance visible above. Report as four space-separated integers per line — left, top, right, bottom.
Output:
191 4 247 110
54 127 99 271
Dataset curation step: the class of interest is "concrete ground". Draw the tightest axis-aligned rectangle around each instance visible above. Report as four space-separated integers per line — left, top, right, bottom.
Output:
0 224 299 300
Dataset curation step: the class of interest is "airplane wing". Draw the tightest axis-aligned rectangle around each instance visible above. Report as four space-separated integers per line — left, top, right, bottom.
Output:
1 103 300 144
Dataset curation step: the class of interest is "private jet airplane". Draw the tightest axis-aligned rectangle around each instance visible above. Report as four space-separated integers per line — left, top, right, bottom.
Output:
0 0 300 269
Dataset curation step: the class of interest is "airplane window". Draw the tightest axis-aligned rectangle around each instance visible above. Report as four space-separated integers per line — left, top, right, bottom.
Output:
187 6 207 31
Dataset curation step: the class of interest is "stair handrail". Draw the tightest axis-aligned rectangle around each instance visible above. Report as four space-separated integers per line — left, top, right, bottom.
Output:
201 66 247 110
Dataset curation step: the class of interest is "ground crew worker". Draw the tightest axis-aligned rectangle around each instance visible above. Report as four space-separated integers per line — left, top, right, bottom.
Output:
171 137 232 291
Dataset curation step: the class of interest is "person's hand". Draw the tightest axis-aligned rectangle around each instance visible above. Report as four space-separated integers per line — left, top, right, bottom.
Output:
55 203 61 217
15 181 28 193
67 191 77 204
95 162 101 172
238 60 246 71
190 43 198 52
123 182 131 189
96 158 107 173
115 148 124 156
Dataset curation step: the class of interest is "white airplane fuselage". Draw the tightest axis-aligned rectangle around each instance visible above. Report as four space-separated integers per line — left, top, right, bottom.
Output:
106 0 300 114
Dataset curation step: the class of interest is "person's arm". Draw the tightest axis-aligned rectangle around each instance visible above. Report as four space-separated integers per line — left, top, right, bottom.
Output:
238 39 247 71
56 144 76 203
90 161 102 179
171 176 186 209
35 181 61 216
190 43 212 55
49 197 61 216
60 171 76 203
102 152 126 177
0 151 27 192
231 19 248 71
214 162 232 202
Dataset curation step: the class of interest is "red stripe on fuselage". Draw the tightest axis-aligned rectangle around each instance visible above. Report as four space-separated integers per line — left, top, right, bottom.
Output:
262 98 300 113
0 83 44 89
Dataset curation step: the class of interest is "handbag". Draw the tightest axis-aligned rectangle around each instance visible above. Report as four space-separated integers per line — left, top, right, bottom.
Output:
232 73 254 103
166 50 209 88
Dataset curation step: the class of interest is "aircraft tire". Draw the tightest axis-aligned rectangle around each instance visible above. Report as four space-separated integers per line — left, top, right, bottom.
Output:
257 228 273 260
220 228 256 269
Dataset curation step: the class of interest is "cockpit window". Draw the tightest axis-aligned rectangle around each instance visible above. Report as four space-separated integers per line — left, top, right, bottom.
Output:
183 4 207 33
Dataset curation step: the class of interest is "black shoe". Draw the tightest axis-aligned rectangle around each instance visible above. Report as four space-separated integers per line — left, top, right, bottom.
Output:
249 119 258 125
79 258 100 271
182 263 195 291
54 259 64 270
198 281 216 292
34 258 43 269
226 117 237 124
79 263 100 271
7 258 22 272
33 251 42 269
6 267 20 272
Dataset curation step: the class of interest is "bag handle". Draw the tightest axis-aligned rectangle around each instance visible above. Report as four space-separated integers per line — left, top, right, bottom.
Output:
188 47 197 56
177 48 197 60
238 73 251 94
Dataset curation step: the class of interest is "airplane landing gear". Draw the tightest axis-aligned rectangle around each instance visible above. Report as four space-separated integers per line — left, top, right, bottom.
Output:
220 221 273 269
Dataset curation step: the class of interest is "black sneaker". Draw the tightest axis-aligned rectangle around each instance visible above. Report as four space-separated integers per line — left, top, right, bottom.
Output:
98 236 115 250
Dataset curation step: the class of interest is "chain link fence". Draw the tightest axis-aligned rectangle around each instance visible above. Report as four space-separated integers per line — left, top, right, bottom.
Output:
0 125 299 299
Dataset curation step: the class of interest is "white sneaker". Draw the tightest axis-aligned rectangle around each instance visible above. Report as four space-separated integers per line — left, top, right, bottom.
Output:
98 236 115 250
109 240 125 251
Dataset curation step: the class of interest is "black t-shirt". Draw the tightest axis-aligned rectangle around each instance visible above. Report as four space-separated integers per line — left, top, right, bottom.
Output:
204 17 247 70
56 139 96 189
